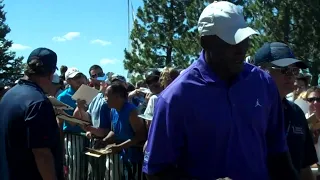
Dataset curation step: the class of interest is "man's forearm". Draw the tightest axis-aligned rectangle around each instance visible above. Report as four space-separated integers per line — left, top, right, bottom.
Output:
32 148 57 180
87 127 108 138
73 107 91 122
103 131 116 144
267 151 299 180
118 132 145 149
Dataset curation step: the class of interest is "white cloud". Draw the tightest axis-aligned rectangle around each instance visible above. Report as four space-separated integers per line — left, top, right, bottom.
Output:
52 32 80 42
91 39 111 46
10 43 31 51
100 58 118 65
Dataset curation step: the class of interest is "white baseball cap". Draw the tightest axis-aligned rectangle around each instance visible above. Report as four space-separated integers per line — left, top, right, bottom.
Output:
65 67 81 80
52 73 60 84
198 1 259 45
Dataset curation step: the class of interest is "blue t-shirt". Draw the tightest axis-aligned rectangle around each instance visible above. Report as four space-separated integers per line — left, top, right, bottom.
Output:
87 93 111 130
57 87 84 133
143 51 288 180
0 80 63 180
111 102 142 163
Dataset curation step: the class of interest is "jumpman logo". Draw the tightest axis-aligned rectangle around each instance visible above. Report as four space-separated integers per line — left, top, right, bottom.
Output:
255 99 262 107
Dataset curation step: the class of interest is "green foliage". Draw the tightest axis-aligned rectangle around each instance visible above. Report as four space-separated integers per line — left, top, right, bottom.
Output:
129 74 144 86
124 0 206 74
0 0 24 85
125 0 320 85
245 0 320 84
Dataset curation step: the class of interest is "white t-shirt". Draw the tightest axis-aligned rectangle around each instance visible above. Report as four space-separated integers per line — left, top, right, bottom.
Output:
139 94 158 121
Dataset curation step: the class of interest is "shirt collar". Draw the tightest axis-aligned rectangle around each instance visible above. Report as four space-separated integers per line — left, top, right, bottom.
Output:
66 86 76 94
196 50 251 84
18 79 45 94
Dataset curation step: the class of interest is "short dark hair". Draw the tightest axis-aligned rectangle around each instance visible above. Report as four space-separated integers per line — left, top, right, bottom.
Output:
145 69 161 85
109 82 128 99
24 59 54 77
296 77 308 86
126 82 135 92
136 80 146 88
89 65 102 75
60 65 68 74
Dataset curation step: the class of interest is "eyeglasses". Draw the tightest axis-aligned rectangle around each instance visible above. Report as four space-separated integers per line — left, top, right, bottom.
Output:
91 72 104 78
306 97 320 103
271 67 300 76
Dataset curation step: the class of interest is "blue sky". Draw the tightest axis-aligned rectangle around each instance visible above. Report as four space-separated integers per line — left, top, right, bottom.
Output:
5 0 143 78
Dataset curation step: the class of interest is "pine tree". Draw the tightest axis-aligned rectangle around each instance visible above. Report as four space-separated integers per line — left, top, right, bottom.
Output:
123 0 206 74
0 0 24 86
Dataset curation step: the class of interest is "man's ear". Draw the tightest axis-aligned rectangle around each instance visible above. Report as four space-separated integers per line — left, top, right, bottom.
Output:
48 73 54 82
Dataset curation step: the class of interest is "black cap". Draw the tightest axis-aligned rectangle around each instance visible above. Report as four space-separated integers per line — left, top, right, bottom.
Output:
27 47 58 72
253 42 308 69
145 69 160 84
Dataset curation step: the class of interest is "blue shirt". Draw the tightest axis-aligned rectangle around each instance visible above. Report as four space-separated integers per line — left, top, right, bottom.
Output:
111 102 142 163
0 80 63 180
87 93 111 130
57 87 83 133
143 51 287 180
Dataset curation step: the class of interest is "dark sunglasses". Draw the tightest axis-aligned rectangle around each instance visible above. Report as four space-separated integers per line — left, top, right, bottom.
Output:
307 97 320 103
271 67 299 76
91 72 104 78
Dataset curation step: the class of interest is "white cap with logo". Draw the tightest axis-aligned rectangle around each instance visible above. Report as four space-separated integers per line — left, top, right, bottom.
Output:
198 1 259 45
65 67 81 80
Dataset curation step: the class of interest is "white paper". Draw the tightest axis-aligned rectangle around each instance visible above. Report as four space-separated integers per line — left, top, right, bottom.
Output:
294 98 309 114
57 114 90 125
138 114 153 121
71 84 99 105
48 96 74 110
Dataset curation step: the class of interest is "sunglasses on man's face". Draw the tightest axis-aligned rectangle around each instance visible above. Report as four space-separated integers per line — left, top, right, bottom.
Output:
91 72 104 78
307 97 320 103
271 67 300 76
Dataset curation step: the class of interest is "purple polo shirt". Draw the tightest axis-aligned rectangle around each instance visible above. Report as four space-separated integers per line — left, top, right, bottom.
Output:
143 51 288 180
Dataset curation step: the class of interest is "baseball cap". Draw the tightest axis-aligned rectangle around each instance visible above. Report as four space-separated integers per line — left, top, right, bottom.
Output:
253 42 308 69
65 67 81 80
145 70 161 84
111 74 126 83
52 73 60 84
198 1 259 45
27 47 58 72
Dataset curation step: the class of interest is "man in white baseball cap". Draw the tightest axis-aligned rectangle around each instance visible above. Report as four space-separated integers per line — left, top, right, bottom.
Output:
198 1 258 45
57 67 88 180
143 1 298 180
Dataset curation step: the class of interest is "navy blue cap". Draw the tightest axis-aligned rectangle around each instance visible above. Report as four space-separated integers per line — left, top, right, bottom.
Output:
253 42 307 69
27 47 58 71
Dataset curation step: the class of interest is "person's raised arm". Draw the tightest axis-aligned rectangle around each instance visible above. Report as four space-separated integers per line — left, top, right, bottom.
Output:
26 101 61 180
73 99 90 122
266 84 298 180
143 96 185 180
